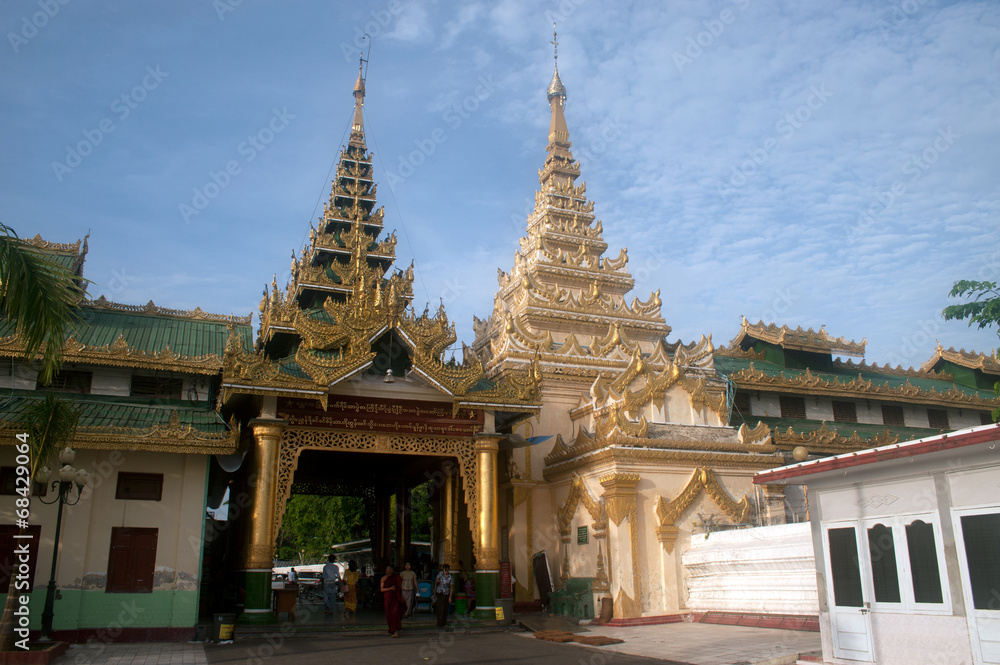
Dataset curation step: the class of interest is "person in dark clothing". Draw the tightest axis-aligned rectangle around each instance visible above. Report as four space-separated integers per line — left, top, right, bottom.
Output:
433 563 454 628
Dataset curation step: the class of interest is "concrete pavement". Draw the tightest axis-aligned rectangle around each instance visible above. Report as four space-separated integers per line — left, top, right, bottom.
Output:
50 620 820 665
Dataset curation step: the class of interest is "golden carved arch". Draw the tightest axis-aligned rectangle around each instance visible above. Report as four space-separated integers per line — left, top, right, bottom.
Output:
556 475 607 536
654 467 751 554
275 428 480 557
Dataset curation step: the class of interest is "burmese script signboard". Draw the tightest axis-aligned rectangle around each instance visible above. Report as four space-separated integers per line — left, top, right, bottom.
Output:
277 396 484 437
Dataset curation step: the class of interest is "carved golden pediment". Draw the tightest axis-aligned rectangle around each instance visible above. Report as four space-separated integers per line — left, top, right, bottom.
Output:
654 467 751 547
557 475 607 535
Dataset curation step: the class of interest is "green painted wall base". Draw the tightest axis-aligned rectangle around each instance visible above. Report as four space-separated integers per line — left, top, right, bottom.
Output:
0 589 198 630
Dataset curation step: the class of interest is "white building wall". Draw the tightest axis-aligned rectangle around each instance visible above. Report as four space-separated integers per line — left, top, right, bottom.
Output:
683 522 819 615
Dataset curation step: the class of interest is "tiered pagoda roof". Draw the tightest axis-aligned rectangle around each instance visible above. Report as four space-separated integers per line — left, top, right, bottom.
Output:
472 39 696 387
223 60 542 418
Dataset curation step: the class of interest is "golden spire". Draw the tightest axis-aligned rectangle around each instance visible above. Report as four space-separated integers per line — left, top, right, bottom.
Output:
547 23 569 146
350 55 366 147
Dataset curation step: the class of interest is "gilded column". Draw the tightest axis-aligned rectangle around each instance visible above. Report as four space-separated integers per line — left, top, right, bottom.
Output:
241 419 285 622
473 433 502 619
440 465 456 568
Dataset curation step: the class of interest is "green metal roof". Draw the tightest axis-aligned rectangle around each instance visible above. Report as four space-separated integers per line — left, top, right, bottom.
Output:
1 304 252 358
0 390 228 433
715 354 996 401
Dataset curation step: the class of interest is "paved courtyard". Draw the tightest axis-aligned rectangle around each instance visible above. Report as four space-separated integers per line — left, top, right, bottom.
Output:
51 620 820 665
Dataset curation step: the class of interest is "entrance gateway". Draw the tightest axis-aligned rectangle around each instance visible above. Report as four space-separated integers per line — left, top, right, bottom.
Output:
217 58 542 621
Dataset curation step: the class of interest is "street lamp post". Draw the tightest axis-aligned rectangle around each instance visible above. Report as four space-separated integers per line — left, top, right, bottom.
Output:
37 446 89 641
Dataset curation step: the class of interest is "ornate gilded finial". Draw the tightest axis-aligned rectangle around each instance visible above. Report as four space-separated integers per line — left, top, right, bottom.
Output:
350 53 367 144
547 23 566 103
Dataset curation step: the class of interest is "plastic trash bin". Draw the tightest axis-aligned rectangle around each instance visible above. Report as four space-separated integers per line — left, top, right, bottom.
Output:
454 593 468 616
213 613 236 642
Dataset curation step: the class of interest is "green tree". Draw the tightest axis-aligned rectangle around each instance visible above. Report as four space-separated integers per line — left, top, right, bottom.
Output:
275 495 368 561
0 395 79 650
409 482 432 542
0 223 82 385
943 279 1000 420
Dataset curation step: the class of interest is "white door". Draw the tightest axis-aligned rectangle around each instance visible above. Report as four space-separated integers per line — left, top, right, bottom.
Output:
824 525 874 662
953 508 1000 665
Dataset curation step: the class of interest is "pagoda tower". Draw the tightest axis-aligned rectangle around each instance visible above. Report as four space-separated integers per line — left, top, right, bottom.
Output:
254 57 414 375
221 58 542 623
471 30 676 433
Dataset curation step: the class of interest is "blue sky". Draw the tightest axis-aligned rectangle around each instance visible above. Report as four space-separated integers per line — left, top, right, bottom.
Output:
2 0 998 368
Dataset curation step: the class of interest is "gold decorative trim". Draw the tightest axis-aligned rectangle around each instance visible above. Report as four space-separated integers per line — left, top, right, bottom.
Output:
556 475 607 536
84 295 251 324
731 363 999 409
774 422 900 454
921 343 1000 375
835 357 953 381
24 234 83 254
728 317 866 357
0 331 229 376
0 415 239 455
738 422 771 445
654 467 751 538
276 428 479 558
713 345 765 360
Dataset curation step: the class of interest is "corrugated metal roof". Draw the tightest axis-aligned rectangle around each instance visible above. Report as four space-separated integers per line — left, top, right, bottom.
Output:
715 354 995 400
0 391 228 433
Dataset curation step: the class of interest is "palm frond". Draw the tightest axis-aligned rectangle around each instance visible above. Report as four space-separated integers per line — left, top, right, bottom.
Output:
0 223 84 384
18 393 80 478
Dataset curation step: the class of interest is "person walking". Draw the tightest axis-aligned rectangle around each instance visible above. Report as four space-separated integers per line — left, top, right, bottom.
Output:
343 560 359 618
322 555 341 616
400 561 418 617
380 565 404 637
433 563 454 628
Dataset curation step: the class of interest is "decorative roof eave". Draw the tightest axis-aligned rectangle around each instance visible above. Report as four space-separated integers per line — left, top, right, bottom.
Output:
920 343 1000 375
773 422 901 455
0 417 239 455
543 444 783 481
83 296 251 325
0 332 226 375
730 363 999 409
219 381 329 411
729 317 866 358
544 424 778 471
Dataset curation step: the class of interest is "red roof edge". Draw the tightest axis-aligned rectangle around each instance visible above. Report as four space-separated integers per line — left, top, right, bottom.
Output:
754 423 1000 485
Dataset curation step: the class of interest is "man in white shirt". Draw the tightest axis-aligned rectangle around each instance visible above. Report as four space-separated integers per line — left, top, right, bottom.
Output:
322 555 342 615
